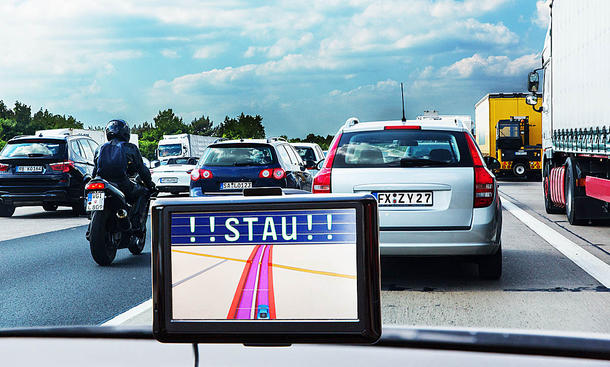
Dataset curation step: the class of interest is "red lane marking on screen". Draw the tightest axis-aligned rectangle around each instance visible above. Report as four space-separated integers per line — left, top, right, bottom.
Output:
255 245 271 319
267 245 276 319
226 245 260 319
235 245 265 319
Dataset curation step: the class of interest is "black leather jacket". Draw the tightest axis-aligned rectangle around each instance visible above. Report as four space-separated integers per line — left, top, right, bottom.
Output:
92 139 154 189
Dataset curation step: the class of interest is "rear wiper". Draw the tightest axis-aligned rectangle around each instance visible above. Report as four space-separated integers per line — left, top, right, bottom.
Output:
27 153 50 157
233 162 257 166
395 158 448 167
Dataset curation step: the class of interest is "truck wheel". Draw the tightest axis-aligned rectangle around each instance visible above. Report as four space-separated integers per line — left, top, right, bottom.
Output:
0 204 15 217
543 159 564 214
512 162 527 178
564 158 586 225
43 203 58 211
478 244 502 280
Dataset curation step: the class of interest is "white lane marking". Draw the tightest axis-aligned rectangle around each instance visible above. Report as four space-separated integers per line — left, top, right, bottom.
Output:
101 299 152 326
501 195 610 288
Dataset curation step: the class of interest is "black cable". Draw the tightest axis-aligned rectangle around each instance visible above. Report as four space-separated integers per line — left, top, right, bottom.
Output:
192 343 199 367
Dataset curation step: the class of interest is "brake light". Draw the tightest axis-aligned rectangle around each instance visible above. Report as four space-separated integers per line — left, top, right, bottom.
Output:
191 169 213 181
86 182 105 190
313 133 342 193
464 133 495 207
259 169 272 178
49 161 75 173
384 125 421 130
272 168 285 180
0 163 8 172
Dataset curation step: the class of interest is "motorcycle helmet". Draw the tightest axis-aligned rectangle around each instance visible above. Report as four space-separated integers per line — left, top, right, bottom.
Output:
105 119 130 142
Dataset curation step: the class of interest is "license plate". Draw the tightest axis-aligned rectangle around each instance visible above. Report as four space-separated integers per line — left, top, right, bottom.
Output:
160 177 179 183
16 166 43 173
375 191 433 206
86 191 105 211
221 182 252 190
515 151 527 156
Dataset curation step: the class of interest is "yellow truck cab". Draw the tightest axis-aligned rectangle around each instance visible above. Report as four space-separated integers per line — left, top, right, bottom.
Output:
474 93 543 178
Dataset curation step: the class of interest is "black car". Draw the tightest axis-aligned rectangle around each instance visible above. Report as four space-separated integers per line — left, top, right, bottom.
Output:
0 134 99 217
189 138 313 196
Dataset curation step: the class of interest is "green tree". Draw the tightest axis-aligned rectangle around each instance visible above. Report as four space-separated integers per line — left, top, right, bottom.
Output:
215 113 265 139
153 109 188 137
12 101 32 135
189 114 214 136
0 100 13 120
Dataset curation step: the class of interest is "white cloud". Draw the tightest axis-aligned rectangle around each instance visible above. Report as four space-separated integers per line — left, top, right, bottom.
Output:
193 44 225 59
328 79 399 97
245 33 314 59
533 0 551 29
161 49 179 58
430 0 510 18
440 53 539 78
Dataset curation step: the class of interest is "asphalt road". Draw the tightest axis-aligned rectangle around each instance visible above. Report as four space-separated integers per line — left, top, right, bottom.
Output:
1 183 609 333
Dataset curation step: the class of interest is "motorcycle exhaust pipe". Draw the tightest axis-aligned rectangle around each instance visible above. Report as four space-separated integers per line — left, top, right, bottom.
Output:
116 209 131 232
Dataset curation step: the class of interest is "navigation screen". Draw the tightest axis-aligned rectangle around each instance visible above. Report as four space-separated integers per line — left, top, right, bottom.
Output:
170 208 358 321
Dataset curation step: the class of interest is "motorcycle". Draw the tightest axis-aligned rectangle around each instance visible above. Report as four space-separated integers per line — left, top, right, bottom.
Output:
84 177 153 266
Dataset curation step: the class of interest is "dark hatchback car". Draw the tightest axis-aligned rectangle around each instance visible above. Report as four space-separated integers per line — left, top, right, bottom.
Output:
189 138 312 196
0 134 99 217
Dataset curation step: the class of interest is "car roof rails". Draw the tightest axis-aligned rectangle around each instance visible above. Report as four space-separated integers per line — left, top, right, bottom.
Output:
344 117 360 128
266 137 287 143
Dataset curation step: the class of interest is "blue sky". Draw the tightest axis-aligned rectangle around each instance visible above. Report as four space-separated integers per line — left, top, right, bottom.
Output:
0 0 549 137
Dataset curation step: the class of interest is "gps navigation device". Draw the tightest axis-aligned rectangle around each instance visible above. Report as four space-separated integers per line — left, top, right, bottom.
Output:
151 193 381 344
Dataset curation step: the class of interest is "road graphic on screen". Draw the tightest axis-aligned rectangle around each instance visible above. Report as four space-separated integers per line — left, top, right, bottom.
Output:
170 208 358 321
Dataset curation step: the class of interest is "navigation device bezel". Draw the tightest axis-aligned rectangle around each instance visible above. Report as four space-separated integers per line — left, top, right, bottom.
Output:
152 194 381 344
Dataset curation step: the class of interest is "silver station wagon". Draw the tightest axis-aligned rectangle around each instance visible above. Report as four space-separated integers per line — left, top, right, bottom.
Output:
313 117 503 279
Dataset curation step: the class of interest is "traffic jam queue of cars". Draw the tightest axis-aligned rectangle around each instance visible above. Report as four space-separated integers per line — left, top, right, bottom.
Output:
0 117 502 279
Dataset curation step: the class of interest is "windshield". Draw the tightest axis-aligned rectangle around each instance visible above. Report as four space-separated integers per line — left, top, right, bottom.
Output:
0 141 65 158
158 144 182 157
3 0 610 357
333 130 468 168
497 122 521 138
294 146 316 162
200 145 275 166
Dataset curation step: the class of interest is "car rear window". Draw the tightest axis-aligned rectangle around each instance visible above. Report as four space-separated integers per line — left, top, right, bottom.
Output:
0 140 66 159
333 130 472 168
200 144 276 167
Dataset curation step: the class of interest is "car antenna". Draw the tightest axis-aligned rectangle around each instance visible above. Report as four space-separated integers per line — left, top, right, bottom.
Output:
400 82 406 122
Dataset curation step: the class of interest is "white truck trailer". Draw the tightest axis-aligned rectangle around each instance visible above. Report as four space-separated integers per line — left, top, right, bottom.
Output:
525 0 610 224
157 134 217 161
36 128 139 147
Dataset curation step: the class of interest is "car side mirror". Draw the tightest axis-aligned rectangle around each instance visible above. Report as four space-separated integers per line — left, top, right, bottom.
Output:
527 71 540 93
484 156 501 171
525 94 538 106
300 164 306 172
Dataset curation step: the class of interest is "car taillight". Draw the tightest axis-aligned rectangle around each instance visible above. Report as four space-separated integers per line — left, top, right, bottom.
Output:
259 169 272 178
0 163 8 172
464 133 495 208
186 169 193 174
86 182 105 190
313 132 342 194
272 168 285 180
49 161 75 173
191 169 212 181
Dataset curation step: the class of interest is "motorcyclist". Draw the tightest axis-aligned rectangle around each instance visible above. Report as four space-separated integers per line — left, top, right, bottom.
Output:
92 119 156 234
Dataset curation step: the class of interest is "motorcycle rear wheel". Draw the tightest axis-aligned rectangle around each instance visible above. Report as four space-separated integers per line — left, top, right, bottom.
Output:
89 210 118 266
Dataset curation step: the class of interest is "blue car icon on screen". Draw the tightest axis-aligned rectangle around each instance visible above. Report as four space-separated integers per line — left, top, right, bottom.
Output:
257 305 270 319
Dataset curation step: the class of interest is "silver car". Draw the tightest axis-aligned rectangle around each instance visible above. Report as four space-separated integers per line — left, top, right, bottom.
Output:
313 117 502 279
